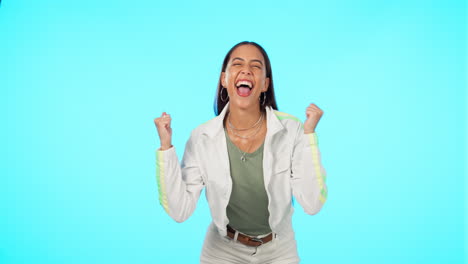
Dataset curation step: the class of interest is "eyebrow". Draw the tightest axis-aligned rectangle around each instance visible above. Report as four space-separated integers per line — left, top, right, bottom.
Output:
232 57 264 66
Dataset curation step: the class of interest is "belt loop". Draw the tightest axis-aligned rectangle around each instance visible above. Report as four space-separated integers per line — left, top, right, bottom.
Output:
233 230 239 243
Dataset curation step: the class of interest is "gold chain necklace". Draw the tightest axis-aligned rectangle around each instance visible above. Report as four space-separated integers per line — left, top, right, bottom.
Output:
226 122 264 162
228 112 263 131
227 113 264 139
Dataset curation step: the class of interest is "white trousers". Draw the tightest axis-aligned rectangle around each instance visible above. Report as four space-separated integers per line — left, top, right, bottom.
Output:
200 223 300 264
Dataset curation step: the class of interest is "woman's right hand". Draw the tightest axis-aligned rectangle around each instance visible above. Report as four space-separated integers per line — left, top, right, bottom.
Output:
154 112 173 150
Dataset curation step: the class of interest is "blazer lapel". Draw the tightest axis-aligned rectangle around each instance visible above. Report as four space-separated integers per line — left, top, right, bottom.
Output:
263 107 287 189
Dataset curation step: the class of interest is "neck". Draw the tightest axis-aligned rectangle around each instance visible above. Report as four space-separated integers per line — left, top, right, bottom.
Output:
227 104 264 130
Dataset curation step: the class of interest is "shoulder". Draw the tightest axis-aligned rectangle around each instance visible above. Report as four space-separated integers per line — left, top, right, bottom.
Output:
272 110 304 130
189 115 221 139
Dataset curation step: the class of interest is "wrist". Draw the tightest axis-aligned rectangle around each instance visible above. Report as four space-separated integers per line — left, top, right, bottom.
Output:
159 144 173 151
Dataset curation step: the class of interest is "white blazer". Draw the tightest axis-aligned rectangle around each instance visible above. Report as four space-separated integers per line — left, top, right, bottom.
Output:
155 103 328 237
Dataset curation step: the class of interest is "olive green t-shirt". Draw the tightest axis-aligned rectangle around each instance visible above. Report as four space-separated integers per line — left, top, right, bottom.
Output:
225 129 272 236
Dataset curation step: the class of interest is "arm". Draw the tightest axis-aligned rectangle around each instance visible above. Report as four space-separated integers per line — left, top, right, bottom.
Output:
154 112 204 222
290 127 328 215
290 103 328 214
156 133 205 223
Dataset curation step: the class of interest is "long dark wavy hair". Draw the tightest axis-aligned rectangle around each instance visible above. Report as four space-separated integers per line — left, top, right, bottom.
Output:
214 41 278 115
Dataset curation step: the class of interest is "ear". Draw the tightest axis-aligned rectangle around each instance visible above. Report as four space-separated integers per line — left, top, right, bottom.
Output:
263 77 270 92
221 72 226 88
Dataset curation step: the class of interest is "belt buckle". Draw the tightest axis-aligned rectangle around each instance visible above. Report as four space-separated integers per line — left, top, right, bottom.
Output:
249 237 263 245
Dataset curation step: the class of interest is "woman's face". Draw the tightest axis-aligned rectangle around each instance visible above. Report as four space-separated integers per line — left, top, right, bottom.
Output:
221 44 269 111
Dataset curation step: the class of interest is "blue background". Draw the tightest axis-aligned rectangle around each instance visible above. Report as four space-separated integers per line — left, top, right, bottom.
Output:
1 0 466 263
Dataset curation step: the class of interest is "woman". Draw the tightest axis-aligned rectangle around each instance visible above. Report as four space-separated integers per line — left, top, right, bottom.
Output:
154 41 327 263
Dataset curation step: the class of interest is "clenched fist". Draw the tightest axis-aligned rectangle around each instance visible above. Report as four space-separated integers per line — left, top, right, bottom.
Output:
154 112 173 150
304 103 323 134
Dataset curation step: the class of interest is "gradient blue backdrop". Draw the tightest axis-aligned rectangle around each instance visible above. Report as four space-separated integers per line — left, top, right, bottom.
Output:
1 0 466 263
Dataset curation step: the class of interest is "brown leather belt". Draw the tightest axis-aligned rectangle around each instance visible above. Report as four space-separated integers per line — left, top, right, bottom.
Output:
226 225 273 247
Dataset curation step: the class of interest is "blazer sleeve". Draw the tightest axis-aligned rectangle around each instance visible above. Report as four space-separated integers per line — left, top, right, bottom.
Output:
290 124 328 215
155 133 205 222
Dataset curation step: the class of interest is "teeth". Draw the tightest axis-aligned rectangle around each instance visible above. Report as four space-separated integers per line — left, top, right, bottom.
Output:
236 80 253 88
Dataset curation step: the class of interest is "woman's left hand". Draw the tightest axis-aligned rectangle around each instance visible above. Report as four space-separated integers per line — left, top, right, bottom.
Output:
304 103 324 134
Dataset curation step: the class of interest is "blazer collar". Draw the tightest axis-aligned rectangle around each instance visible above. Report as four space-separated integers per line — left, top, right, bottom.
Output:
201 102 286 138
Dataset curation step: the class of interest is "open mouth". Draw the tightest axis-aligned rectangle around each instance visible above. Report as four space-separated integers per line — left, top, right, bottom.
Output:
235 80 253 97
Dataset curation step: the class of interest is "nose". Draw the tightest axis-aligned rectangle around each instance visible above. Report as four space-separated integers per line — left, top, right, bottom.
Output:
240 67 252 76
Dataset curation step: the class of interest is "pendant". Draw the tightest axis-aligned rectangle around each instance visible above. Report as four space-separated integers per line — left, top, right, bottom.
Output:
241 156 246 162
